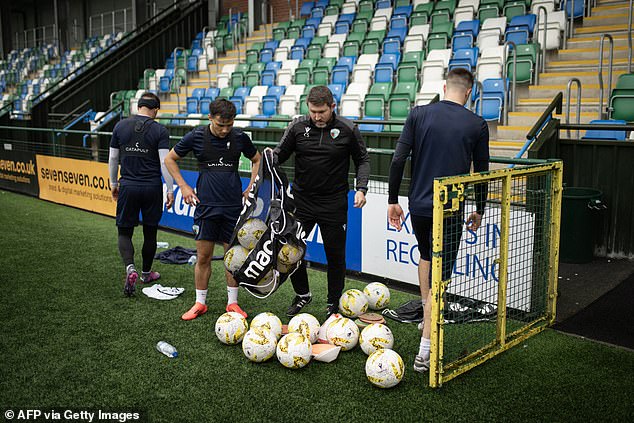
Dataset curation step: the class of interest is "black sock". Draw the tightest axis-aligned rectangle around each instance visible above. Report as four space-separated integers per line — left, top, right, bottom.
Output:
142 225 158 273
117 226 135 268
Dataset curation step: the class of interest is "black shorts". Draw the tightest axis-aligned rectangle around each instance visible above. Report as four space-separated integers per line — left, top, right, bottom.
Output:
411 213 463 283
193 205 240 243
116 184 163 227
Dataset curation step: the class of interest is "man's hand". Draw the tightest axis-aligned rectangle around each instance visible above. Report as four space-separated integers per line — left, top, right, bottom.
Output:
111 186 119 202
242 185 252 204
353 191 367 208
388 204 404 230
180 184 199 206
165 192 174 210
466 211 483 232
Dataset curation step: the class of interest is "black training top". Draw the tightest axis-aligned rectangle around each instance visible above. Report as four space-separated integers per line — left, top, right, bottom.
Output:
388 100 490 217
173 125 257 208
273 113 370 199
110 115 169 186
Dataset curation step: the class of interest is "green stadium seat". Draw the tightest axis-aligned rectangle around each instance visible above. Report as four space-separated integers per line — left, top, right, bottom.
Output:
361 39 380 54
402 51 425 70
218 86 234 99
269 114 291 128
369 82 393 101
393 81 420 103
507 43 539 83
307 45 322 59
343 40 361 57
503 1 526 22
616 73 634 89
397 63 419 82
352 19 370 34
478 5 501 23
364 96 385 118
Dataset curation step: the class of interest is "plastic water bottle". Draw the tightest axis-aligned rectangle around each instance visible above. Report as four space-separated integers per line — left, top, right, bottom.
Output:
188 255 197 265
157 242 169 249
156 341 178 358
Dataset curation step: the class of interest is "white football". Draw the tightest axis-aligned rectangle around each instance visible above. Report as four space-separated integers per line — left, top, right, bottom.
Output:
237 218 268 249
223 245 250 272
250 312 283 340
215 312 249 345
318 313 342 343
253 269 277 295
326 316 359 351
288 313 321 343
242 327 277 362
365 349 405 389
278 242 304 265
359 323 394 355
339 289 369 318
276 332 312 369
363 282 391 310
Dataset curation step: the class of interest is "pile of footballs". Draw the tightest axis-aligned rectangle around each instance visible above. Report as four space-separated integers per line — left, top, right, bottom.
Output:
215 282 406 388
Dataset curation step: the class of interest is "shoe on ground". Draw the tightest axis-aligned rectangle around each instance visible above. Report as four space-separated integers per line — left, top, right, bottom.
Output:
124 270 138 297
226 302 247 318
141 271 161 284
286 295 312 317
181 302 208 321
413 355 430 373
325 303 339 318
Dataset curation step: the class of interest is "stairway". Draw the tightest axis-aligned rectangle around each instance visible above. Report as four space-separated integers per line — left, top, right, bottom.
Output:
492 0 632 157
158 24 274 116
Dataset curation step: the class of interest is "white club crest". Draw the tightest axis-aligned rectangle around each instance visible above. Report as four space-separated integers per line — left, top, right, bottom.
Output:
330 128 340 139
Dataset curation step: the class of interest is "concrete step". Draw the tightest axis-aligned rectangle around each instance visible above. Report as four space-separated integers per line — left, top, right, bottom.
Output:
582 13 633 26
589 4 633 16
557 46 631 60
528 84 614 98
546 56 632 70
574 23 633 35
566 34 630 49
496 125 532 140
507 111 597 126
538 70 628 85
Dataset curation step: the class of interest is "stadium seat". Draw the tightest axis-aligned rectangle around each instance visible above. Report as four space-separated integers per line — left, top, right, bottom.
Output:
475 78 508 121
581 120 628 141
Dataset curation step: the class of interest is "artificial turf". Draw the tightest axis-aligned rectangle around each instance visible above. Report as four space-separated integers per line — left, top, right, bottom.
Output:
1 190 633 422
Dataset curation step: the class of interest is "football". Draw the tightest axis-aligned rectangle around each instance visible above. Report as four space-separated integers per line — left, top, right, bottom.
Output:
359 323 394 355
254 269 276 295
365 349 405 389
363 282 391 310
215 312 249 345
223 245 250 272
326 316 359 351
339 289 369 318
277 242 304 265
276 332 312 369
241 327 277 362
288 313 321 343
250 312 283 340
237 218 268 249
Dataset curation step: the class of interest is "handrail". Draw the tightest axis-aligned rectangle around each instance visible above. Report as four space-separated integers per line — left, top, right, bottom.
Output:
234 21 241 63
627 0 634 73
598 33 614 120
88 7 132 37
203 39 213 88
526 92 563 140
569 0 576 39
60 99 91 125
535 6 548 74
565 78 582 138
503 41 517 123
31 2 181 107
560 122 634 131
262 2 269 41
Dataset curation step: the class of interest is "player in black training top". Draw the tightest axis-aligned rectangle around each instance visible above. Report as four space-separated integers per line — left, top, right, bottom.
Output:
387 68 490 373
109 92 174 297
272 85 370 318
165 99 261 321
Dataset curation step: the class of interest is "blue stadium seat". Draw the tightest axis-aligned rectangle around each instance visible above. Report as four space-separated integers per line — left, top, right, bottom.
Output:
260 48 274 63
394 5 413 18
383 38 402 55
233 86 251 103
376 0 391 10
328 83 345 103
267 85 286 101
359 116 384 132
290 46 306 60
261 70 277 86
378 53 401 71
295 37 312 49
191 88 205 100
310 7 324 19
262 96 278 116
476 78 509 121
374 64 394 83
565 0 585 18
300 2 315 17
205 87 220 100
230 97 244 114
331 67 350 89
251 114 269 128
505 27 529 45
199 98 212 115
302 25 317 39
338 13 355 25
582 120 627 140
265 40 280 50
449 47 479 71
390 15 409 30
387 27 408 43
336 56 356 73
186 98 199 114
335 21 351 34
509 14 536 35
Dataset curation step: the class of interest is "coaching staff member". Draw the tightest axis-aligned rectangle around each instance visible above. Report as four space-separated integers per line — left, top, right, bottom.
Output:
109 92 174 297
388 68 489 372
272 85 370 318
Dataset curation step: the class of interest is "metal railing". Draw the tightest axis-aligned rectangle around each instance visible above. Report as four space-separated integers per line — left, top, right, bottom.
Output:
14 25 58 50
88 8 132 37
565 78 582 138
515 93 563 160
598 34 614 120
628 0 633 73
535 6 548 74
503 41 518 123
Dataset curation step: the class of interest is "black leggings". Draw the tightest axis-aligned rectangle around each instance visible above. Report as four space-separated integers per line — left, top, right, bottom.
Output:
117 225 158 272
290 221 347 304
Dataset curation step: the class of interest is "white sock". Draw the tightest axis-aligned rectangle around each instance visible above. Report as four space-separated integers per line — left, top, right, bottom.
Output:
126 264 136 274
418 337 431 359
227 286 239 305
299 292 312 298
196 289 208 305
